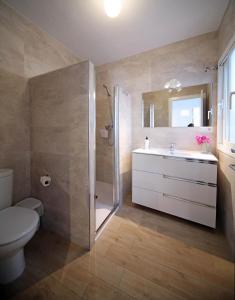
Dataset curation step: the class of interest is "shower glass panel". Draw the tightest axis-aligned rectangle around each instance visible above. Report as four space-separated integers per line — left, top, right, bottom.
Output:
95 85 120 231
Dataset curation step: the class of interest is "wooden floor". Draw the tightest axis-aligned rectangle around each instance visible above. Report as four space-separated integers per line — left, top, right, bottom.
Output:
1 200 234 300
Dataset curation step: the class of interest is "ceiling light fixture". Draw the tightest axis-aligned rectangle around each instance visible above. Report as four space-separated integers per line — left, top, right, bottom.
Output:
104 0 122 18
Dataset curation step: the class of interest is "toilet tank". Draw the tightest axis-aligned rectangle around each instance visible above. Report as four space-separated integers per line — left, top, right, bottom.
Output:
0 169 13 210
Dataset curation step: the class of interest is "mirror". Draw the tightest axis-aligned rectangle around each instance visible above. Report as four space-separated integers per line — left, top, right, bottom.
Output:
142 83 213 128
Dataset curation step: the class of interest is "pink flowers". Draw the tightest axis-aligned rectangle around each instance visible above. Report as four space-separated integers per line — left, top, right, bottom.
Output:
195 135 210 145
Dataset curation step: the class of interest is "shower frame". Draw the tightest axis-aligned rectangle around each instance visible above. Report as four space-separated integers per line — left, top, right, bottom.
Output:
113 85 121 209
91 84 121 239
88 61 96 248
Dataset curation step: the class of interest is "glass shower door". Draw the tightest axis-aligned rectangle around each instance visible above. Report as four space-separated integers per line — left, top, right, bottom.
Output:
95 85 120 231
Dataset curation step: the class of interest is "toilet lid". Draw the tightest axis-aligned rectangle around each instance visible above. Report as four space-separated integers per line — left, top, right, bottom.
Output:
0 207 39 246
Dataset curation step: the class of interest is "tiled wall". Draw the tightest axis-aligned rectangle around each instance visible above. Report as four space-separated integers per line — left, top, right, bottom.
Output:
118 88 132 202
30 62 91 249
218 0 235 57
1 2 93 248
95 80 114 184
0 69 30 203
95 77 132 200
0 1 79 204
96 31 219 199
0 1 79 78
218 152 235 257
217 0 235 257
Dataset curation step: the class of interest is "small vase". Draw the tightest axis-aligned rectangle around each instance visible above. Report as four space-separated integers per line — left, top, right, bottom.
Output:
201 143 209 154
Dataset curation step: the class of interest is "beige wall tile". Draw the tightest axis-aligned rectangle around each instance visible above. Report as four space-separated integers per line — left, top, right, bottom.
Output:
217 0 235 259
0 68 30 202
218 152 235 258
0 1 80 78
97 32 218 150
30 62 91 249
0 151 31 204
0 0 81 207
218 0 235 57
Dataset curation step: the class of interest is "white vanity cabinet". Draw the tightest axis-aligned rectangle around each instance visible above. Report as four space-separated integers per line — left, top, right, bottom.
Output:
132 149 218 228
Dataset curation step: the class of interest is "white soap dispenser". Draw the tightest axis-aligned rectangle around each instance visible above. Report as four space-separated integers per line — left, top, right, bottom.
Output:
144 136 150 150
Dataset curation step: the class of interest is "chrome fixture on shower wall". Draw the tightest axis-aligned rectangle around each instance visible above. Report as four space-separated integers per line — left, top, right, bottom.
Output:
103 84 111 97
103 84 113 125
204 64 218 72
103 84 114 146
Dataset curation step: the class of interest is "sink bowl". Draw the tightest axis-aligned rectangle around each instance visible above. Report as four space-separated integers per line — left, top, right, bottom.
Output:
168 150 192 156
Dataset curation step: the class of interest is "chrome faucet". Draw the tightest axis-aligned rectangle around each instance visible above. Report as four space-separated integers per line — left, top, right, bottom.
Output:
169 143 176 154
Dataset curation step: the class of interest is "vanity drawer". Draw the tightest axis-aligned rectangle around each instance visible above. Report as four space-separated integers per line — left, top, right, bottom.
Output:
132 187 162 210
162 157 217 184
132 187 216 228
161 194 216 228
132 170 164 191
133 153 217 184
163 176 217 207
133 153 165 173
133 170 217 207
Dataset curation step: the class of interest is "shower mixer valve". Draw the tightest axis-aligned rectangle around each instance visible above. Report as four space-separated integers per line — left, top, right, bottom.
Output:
105 124 113 130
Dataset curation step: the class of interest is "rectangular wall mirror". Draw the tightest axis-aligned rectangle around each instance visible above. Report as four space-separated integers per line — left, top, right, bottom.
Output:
142 83 213 128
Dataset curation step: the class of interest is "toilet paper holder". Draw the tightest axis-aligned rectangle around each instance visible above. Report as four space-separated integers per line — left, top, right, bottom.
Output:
40 175 51 187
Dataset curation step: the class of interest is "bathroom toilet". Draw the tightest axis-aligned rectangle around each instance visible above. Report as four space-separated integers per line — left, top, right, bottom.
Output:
0 169 40 284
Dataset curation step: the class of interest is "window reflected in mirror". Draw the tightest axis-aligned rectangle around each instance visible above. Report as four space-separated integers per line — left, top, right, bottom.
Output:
142 83 213 128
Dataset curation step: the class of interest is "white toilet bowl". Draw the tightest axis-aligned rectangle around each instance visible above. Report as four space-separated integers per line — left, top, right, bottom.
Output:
0 206 39 284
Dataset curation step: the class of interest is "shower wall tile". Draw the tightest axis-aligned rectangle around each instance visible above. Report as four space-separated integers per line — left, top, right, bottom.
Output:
31 127 88 156
119 90 132 202
95 70 117 189
30 61 91 249
96 144 114 180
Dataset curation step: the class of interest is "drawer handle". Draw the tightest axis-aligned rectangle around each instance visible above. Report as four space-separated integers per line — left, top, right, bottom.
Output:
163 174 216 187
229 164 235 171
163 193 215 208
163 156 216 165
163 156 193 162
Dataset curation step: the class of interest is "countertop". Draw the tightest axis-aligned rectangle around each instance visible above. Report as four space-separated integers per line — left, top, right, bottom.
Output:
132 148 218 162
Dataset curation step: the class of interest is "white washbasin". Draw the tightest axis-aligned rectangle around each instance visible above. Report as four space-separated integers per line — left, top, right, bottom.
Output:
132 148 218 162
167 150 193 156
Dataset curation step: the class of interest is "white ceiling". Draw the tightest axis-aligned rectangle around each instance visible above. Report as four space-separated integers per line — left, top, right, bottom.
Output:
5 0 229 65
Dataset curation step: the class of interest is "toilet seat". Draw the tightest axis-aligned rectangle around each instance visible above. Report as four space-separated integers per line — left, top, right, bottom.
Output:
0 207 39 246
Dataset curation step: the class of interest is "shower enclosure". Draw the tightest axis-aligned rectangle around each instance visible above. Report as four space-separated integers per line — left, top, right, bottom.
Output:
29 60 131 248
30 61 96 250
95 85 121 231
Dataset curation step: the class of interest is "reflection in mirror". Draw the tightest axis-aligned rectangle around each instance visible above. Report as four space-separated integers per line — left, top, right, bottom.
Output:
142 83 213 128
